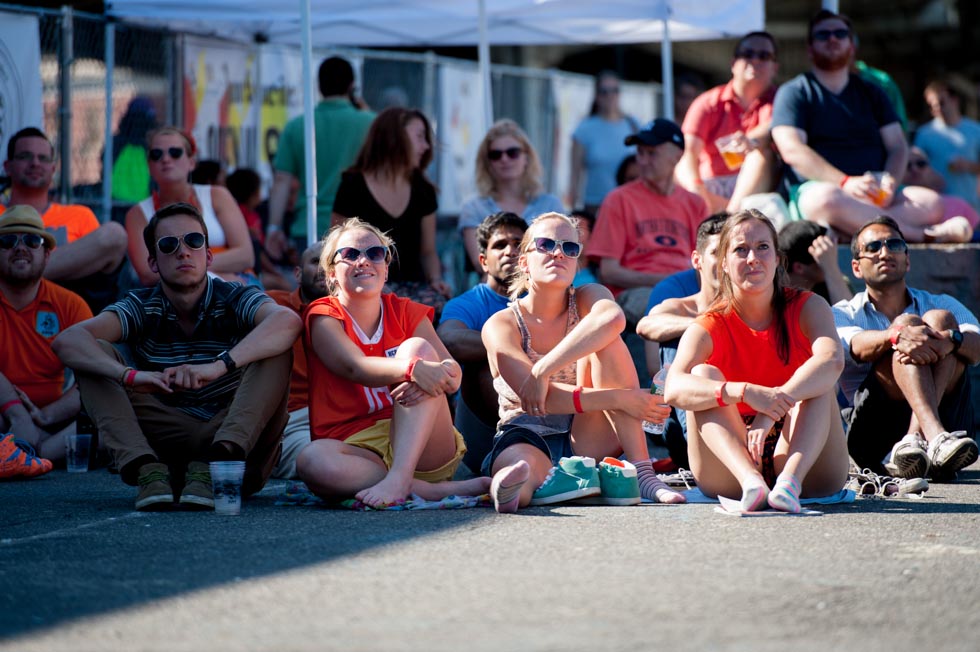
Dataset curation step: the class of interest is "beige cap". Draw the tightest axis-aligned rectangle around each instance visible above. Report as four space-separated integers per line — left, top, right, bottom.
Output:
0 205 56 248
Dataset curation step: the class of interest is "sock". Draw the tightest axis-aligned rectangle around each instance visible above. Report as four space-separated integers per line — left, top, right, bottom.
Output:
768 473 802 513
740 479 769 512
634 459 686 504
491 461 530 514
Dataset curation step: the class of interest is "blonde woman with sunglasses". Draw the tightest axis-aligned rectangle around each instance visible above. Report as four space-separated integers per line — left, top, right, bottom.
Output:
459 120 562 273
125 127 255 287
297 218 491 508
481 212 685 513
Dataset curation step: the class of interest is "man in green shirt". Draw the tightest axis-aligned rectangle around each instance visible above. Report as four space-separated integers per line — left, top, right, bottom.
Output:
265 57 375 259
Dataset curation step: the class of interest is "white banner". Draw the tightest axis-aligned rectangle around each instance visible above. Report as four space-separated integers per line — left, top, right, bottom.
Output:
0 12 43 165
437 63 483 216
182 36 259 173
256 46 305 189
620 81 657 127
550 74 594 209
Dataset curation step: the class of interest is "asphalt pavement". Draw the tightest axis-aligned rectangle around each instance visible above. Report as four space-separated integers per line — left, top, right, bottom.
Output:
1 462 979 652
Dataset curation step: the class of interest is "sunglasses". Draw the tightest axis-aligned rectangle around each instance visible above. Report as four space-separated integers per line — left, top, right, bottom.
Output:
908 159 928 170
860 237 908 256
531 237 582 259
334 245 390 264
597 87 620 96
812 28 850 42
156 231 207 255
0 233 45 250
488 147 523 161
736 49 775 62
13 151 54 164
149 147 186 162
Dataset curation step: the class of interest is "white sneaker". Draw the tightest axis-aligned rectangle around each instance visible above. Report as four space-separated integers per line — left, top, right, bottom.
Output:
927 431 979 478
886 433 929 479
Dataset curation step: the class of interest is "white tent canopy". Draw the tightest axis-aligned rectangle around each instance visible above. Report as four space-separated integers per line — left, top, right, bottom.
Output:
105 0 763 241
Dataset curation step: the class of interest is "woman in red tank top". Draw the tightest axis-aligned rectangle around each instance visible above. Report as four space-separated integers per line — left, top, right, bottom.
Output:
665 209 849 512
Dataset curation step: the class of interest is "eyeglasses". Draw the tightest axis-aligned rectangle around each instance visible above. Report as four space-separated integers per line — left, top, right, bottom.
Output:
597 87 620 96
860 237 907 256
811 28 850 42
148 147 186 162
0 233 45 250
156 231 206 255
736 49 775 62
12 152 54 164
488 147 523 161
531 237 582 259
908 159 928 170
334 245 390 264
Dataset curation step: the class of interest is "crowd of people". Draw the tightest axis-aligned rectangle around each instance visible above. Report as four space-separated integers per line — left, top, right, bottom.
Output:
2 10 978 515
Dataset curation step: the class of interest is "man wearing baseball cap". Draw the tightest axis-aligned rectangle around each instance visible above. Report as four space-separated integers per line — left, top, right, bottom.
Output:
0 205 92 478
588 118 709 330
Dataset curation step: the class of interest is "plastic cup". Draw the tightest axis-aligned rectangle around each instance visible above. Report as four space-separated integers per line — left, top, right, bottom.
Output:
715 131 747 170
65 433 92 473
209 461 246 515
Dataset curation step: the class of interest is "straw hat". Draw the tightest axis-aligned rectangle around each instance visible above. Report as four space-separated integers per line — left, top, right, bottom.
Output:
0 205 56 248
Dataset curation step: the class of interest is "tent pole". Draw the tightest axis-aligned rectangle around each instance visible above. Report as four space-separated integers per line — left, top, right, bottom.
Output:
102 20 115 223
300 0 318 246
661 15 674 121
477 0 493 133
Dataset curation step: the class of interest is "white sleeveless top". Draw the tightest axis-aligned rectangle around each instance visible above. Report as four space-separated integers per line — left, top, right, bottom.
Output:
138 184 226 248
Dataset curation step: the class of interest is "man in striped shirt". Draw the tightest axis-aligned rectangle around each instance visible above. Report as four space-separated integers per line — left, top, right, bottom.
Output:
54 202 301 511
833 216 980 482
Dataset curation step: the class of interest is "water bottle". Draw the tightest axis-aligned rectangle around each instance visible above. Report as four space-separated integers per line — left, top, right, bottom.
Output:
642 364 670 435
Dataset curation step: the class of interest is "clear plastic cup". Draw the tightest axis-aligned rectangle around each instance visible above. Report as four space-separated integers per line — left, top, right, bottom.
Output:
209 461 246 515
715 131 748 171
65 433 92 473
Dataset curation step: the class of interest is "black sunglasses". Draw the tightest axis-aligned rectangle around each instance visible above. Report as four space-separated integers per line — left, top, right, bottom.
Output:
149 147 186 162
0 233 45 250
908 159 928 170
156 231 207 255
736 49 775 62
597 86 620 96
812 28 850 42
861 237 908 256
488 147 523 162
532 237 582 259
334 245 390 264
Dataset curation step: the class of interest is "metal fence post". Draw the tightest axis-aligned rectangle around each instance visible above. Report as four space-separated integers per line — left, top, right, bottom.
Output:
101 19 114 222
59 4 73 202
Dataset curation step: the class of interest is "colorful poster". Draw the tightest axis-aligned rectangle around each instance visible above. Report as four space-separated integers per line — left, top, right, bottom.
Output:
437 63 482 216
257 46 305 188
0 12 43 168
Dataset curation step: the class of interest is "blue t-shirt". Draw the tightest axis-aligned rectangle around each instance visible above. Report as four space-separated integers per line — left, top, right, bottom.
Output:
440 283 510 331
914 118 980 211
645 268 699 316
457 193 564 231
772 72 899 187
572 115 637 206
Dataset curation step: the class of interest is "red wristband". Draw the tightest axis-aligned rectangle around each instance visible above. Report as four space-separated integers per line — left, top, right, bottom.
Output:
889 325 905 346
572 386 585 414
715 382 728 407
125 369 138 386
839 175 850 188
0 399 23 414
405 356 422 382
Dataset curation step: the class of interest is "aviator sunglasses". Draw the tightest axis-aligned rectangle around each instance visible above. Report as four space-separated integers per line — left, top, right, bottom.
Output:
811 28 850 42
156 231 207 255
860 237 907 256
0 233 45 250
488 147 523 161
532 237 582 258
149 147 186 162
334 245 390 264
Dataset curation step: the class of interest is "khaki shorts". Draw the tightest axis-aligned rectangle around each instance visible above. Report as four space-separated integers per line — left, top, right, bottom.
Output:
344 419 467 483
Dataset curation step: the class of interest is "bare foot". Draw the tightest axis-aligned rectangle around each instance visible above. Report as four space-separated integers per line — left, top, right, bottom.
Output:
411 476 492 502
490 461 530 513
924 216 972 243
355 472 413 508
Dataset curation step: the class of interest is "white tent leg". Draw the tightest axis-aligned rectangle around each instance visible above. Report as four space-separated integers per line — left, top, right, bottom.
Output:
301 0 319 246
477 0 493 133
661 15 673 121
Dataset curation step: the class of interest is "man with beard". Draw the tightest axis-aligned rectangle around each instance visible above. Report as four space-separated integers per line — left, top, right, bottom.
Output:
771 11 970 243
437 212 526 473
0 206 91 477
53 202 301 511
1 128 128 312
834 216 979 482
266 242 328 479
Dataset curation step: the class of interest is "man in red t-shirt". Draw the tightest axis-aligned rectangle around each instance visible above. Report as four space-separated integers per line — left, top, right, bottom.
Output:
589 118 708 328
2 127 128 312
266 242 328 479
676 31 779 213
0 205 93 475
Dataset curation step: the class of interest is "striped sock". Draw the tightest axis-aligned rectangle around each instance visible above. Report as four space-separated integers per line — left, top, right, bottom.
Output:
768 473 802 513
634 459 686 504
740 480 770 512
490 461 530 514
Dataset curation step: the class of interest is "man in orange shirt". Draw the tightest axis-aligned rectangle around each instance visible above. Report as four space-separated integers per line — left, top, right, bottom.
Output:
2 127 128 312
0 205 93 478
266 242 328 479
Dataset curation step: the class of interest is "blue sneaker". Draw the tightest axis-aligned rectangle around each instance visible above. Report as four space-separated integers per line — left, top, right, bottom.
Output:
529 456 601 506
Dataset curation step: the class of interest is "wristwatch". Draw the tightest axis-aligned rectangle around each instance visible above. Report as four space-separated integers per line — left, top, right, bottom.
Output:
948 329 964 352
217 350 237 372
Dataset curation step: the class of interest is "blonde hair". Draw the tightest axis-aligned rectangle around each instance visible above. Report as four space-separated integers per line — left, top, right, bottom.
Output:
475 119 544 199
509 211 578 300
320 218 396 296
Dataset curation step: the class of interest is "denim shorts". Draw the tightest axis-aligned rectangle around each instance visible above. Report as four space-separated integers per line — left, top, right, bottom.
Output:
480 414 575 476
